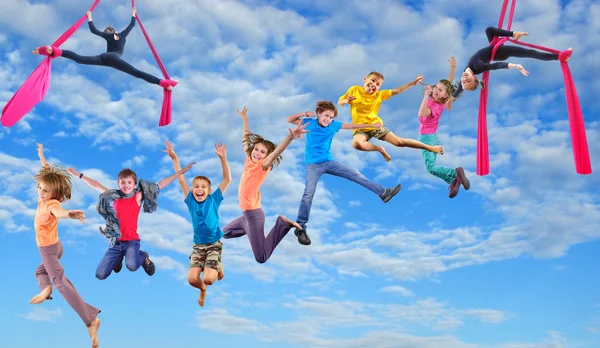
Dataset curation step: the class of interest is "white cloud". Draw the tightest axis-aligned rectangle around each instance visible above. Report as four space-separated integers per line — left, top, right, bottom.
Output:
380 286 415 297
19 307 62 322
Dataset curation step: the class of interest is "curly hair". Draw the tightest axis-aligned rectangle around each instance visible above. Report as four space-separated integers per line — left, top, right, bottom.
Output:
243 133 281 170
34 165 72 203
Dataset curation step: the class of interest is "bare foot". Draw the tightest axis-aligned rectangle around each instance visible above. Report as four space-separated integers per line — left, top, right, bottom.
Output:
432 146 444 155
218 264 224 281
565 47 573 62
280 215 302 230
378 146 392 162
32 46 52 55
512 31 528 41
198 285 207 307
29 286 52 304
87 317 100 348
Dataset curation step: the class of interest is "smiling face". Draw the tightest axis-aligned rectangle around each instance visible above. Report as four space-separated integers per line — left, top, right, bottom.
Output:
117 176 136 195
432 82 449 102
192 178 211 202
363 74 384 94
37 181 55 202
250 142 269 163
460 70 479 91
317 109 336 127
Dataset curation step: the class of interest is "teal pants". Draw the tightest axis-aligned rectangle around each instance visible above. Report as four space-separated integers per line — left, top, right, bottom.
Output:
419 134 456 185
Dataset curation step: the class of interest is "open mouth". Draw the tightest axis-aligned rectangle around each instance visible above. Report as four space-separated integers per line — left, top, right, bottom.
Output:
195 192 206 200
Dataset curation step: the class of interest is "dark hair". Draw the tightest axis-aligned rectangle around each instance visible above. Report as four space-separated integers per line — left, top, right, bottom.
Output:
118 168 138 184
35 165 72 203
243 133 280 170
315 100 338 118
366 71 384 81
104 26 116 34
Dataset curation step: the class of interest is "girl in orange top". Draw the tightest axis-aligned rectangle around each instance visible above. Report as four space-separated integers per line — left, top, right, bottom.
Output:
222 106 307 263
32 143 101 348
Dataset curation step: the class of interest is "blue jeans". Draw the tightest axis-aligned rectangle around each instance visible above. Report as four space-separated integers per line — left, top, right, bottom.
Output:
296 160 384 229
95 240 146 280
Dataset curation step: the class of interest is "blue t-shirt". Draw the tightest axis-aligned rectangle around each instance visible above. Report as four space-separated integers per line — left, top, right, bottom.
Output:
184 188 224 244
302 118 343 164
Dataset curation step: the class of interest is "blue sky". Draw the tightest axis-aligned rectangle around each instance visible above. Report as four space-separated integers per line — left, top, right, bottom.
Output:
1 0 599 347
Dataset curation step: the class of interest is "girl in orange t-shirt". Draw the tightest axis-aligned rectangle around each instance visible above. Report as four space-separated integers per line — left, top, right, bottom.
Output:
222 107 307 263
32 143 101 347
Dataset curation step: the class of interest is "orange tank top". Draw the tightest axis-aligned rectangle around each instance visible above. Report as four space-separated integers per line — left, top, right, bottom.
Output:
238 157 270 211
34 199 61 247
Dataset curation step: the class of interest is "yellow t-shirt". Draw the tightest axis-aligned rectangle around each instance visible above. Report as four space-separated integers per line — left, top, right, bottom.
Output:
34 198 61 247
339 86 393 133
238 158 271 211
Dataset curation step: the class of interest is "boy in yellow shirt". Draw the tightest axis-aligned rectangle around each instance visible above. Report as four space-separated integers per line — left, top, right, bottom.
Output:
339 72 444 161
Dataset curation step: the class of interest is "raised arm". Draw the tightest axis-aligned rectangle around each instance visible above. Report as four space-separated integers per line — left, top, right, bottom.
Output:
286 111 313 125
67 167 109 193
237 106 252 153
162 140 189 198
418 85 433 117
262 122 309 170
215 143 232 194
341 122 382 130
37 143 48 167
157 162 196 190
119 8 137 38
392 75 424 96
49 205 86 223
448 56 456 83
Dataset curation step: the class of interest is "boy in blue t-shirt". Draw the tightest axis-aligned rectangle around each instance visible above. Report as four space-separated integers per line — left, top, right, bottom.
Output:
163 140 231 307
286 101 402 246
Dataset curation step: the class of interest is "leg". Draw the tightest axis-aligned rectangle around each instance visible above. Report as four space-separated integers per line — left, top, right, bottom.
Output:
485 27 514 42
201 241 223 286
61 50 105 66
222 216 248 239
352 132 391 161
244 209 294 264
123 240 155 276
101 53 161 85
382 131 443 154
294 163 326 245
31 256 55 304
495 45 558 62
188 245 207 307
326 160 402 203
95 244 125 280
419 134 456 185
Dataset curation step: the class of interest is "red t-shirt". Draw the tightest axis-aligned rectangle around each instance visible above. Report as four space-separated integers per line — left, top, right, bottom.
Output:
114 195 141 241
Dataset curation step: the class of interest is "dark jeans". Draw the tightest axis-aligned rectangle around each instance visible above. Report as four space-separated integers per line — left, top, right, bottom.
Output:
95 240 146 280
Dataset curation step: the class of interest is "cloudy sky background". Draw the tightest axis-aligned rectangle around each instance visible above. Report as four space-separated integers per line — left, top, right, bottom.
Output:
1 0 599 347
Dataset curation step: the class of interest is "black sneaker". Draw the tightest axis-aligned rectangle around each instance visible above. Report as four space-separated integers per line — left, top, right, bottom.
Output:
294 228 311 246
380 184 402 203
113 257 124 273
141 251 156 276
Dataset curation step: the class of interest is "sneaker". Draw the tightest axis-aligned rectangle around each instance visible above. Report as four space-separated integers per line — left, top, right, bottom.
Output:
455 167 470 190
294 228 311 246
448 178 460 198
141 251 156 276
113 259 123 273
380 184 402 203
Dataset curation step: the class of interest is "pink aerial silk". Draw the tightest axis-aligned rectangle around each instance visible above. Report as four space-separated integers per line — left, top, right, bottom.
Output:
477 0 591 175
1 0 175 127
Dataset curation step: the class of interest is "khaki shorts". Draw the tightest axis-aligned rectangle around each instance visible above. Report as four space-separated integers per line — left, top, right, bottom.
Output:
354 126 391 141
189 240 222 271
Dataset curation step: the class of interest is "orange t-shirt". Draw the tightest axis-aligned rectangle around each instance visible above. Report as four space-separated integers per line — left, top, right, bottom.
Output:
238 157 270 211
34 199 61 247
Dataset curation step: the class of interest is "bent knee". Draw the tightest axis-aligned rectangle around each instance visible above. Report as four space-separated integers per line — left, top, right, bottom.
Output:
255 256 268 264
95 271 108 280
126 263 138 272
203 277 215 286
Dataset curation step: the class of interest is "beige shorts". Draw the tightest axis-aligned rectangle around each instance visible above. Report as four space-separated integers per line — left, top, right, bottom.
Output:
354 126 391 141
189 240 222 271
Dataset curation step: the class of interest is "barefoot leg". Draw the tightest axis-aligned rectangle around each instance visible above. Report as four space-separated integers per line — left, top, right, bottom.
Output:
198 281 207 307
378 146 392 162
218 263 224 281
29 286 53 304
87 317 100 348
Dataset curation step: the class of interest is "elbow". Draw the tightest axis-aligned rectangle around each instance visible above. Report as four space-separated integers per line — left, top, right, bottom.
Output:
337 100 344 106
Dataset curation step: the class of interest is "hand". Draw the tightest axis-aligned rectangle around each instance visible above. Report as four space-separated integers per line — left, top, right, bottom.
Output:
132 7 137 17
412 74 424 85
424 85 432 96
215 143 228 158
448 56 456 67
344 95 356 104
372 122 383 129
288 122 310 140
514 64 529 76
512 31 528 41
180 162 196 174
68 210 86 223
36 143 44 157
303 111 315 117
66 167 79 177
86 11 92 20
237 106 248 119
162 140 177 159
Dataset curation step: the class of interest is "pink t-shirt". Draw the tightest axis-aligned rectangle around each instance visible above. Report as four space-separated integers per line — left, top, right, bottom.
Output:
419 98 445 134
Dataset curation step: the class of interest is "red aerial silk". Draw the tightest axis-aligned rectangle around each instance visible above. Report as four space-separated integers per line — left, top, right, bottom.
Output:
476 0 591 175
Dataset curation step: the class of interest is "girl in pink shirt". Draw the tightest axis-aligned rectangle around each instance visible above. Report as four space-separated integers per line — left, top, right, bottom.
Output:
418 57 470 198
222 106 307 263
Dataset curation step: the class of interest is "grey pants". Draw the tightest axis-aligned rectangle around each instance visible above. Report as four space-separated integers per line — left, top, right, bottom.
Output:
222 208 292 264
35 240 100 326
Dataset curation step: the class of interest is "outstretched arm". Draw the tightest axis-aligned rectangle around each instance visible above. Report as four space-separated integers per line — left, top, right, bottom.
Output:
215 143 232 194
286 111 314 125
119 8 137 38
67 167 109 193
262 122 309 170
157 162 196 190
49 206 86 223
447 56 456 83
418 85 433 117
341 122 382 130
37 143 48 167
392 75 423 96
237 106 252 153
162 141 189 198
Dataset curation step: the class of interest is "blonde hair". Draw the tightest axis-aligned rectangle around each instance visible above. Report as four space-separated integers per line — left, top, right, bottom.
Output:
435 79 458 103
243 133 281 170
34 165 72 203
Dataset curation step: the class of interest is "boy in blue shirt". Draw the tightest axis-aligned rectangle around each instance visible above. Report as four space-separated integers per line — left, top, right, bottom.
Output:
163 140 231 307
286 101 402 246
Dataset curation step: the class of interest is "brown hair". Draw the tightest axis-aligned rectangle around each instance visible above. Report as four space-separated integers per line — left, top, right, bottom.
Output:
104 26 116 34
434 79 458 103
243 133 280 170
118 168 138 184
34 165 72 203
192 176 211 186
367 71 385 81
315 100 338 118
